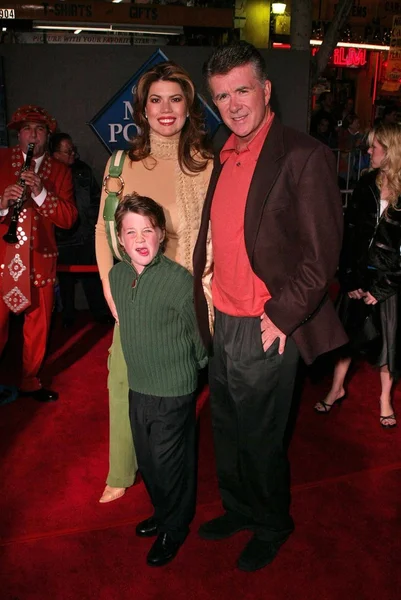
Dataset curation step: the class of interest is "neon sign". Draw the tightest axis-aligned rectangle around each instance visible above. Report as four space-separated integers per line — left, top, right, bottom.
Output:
311 46 368 68
333 47 367 67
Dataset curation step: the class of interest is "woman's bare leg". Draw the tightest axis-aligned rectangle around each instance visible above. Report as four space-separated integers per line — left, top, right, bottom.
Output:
379 365 396 427
314 357 352 412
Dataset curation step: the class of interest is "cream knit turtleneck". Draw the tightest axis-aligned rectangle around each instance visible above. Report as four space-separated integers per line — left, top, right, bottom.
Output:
147 130 180 161
95 132 213 283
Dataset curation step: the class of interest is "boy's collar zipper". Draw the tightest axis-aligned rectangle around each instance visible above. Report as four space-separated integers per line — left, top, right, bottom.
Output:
128 252 162 290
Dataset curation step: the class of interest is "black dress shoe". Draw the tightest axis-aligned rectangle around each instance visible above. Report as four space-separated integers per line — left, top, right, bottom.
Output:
237 534 290 572
62 317 75 329
198 512 253 540
19 388 59 403
0 384 18 406
136 516 158 538
94 314 115 325
146 533 183 567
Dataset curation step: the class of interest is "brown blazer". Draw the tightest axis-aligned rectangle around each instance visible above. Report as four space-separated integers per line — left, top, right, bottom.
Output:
193 117 348 365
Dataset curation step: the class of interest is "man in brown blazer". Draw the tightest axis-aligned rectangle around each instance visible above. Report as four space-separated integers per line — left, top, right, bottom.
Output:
193 42 347 572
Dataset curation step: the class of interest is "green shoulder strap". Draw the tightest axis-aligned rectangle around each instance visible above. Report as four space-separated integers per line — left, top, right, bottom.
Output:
102 150 126 260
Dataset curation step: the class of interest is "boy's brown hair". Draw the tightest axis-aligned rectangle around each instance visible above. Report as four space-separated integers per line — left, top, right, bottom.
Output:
115 193 167 253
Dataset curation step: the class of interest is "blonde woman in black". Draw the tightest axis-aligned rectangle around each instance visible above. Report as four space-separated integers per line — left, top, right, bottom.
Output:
315 123 401 427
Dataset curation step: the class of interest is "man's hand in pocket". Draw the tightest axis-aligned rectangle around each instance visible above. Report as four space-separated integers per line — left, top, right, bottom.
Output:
260 312 286 354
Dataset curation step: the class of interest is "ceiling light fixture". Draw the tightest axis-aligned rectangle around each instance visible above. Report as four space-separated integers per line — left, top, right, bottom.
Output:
33 23 182 36
310 39 390 51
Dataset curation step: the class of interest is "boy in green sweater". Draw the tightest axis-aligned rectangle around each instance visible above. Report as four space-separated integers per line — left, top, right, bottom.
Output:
109 193 207 567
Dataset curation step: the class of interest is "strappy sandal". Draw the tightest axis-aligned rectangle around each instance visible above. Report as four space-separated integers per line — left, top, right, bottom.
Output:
314 394 346 414
380 414 397 429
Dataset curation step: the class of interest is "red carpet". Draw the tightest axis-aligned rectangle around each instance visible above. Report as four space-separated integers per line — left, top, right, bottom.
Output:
1 313 400 600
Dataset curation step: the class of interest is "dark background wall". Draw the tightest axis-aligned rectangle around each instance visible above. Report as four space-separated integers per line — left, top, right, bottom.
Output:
0 46 310 182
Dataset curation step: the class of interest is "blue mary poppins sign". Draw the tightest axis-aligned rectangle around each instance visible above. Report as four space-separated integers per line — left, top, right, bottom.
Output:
90 49 221 154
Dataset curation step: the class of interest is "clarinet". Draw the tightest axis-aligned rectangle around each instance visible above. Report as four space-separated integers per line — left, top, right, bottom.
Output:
3 142 35 244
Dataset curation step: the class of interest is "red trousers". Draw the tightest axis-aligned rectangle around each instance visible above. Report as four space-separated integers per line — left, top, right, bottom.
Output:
0 284 54 391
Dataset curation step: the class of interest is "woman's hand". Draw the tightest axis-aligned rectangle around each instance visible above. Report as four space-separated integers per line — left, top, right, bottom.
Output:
102 279 119 324
363 291 378 305
348 288 365 300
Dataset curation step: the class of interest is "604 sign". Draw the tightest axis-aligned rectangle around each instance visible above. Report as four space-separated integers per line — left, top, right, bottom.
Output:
0 8 15 19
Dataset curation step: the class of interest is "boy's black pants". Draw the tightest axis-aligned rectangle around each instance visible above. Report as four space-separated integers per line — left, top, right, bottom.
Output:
128 390 197 542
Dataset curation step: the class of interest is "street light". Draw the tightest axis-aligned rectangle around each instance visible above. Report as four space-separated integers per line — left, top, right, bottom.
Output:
272 3 286 15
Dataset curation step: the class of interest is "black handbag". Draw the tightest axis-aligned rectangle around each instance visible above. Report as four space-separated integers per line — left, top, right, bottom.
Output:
336 293 381 352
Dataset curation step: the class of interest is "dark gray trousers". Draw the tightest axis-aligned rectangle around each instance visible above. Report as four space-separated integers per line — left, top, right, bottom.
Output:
128 390 197 542
210 309 299 542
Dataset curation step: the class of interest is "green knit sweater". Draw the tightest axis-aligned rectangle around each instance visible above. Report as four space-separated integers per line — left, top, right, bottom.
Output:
109 253 208 396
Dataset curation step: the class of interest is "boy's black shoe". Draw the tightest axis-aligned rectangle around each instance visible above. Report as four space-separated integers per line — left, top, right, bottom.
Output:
198 512 253 540
136 517 158 537
237 534 289 572
19 388 59 402
146 533 183 567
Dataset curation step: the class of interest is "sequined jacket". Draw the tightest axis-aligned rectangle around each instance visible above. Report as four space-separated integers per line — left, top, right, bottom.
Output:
0 147 77 288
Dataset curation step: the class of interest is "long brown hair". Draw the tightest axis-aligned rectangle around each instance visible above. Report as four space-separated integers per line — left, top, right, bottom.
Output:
129 61 212 174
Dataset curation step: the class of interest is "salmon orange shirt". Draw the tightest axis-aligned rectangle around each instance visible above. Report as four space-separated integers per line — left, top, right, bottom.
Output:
210 113 274 317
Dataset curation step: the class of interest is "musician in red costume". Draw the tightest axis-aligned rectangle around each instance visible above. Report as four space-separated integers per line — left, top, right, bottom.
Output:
0 105 77 402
